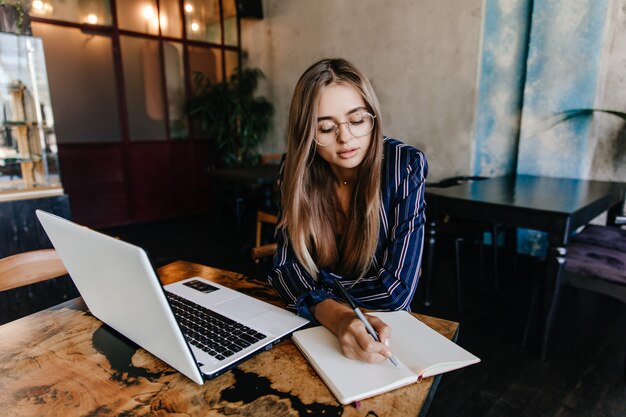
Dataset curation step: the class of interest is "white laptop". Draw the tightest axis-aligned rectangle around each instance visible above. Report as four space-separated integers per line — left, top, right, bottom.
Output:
36 210 309 384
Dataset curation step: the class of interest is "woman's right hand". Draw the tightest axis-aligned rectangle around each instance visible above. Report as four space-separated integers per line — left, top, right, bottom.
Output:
312 298 392 363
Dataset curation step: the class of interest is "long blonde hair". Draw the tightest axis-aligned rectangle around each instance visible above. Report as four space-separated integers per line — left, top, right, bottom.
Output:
280 58 383 279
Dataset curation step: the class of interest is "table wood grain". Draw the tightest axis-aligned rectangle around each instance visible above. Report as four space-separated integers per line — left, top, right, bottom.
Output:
0 261 458 417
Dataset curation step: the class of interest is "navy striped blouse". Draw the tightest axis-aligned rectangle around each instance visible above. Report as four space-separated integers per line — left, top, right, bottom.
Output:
268 137 428 322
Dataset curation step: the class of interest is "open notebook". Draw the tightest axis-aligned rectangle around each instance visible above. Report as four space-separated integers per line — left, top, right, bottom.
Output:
291 311 480 405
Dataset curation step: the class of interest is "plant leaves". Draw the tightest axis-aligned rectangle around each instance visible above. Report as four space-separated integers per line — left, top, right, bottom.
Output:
547 108 626 130
186 67 274 167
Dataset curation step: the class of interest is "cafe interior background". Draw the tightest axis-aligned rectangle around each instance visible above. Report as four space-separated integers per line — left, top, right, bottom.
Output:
1 0 625 414
2 0 625 254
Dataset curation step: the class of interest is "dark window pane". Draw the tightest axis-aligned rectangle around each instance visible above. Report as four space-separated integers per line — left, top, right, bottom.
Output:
223 0 238 46
224 50 239 79
159 0 183 38
163 42 188 139
32 22 121 143
120 36 167 141
188 46 222 138
184 0 221 44
116 0 160 35
188 46 223 91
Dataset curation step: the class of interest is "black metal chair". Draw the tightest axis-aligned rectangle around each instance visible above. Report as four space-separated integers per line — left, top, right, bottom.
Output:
425 176 504 312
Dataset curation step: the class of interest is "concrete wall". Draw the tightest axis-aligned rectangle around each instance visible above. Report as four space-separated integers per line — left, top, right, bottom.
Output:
590 0 626 181
241 0 484 181
507 0 624 255
517 0 610 178
472 0 532 177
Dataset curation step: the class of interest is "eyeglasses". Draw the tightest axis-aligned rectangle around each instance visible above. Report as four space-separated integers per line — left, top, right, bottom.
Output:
314 112 376 146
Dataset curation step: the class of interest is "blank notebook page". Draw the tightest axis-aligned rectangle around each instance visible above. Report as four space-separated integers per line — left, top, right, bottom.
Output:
292 324 416 404
370 311 479 378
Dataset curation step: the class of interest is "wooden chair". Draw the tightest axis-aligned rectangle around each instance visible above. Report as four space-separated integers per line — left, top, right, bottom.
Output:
251 210 278 271
0 249 68 292
0 249 70 324
249 153 282 278
260 153 282 165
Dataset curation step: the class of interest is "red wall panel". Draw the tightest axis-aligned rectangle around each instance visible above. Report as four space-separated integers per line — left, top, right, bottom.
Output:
57 144 130 228
129 142 175 222
57 141 216 228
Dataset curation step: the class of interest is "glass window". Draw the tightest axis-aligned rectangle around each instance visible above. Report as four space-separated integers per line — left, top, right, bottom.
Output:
32 0 239 143
116 0 160 35
222 0 238 46
184 0 221 44
224 49 239 79
159 0 183 38
163 42 187 139
30 0 112 26
120 36 167 141
188 46 222 139
188 46 223 92
31 22 121 143
0 33 62 190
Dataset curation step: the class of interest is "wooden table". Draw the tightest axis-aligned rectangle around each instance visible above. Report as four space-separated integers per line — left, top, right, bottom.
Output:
424 174 626 359
0 261 458 417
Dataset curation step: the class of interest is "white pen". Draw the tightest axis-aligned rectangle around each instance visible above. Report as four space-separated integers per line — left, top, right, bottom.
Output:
333 278 399 367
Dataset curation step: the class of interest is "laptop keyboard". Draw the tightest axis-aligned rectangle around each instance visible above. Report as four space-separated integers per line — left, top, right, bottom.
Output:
165 292 267 361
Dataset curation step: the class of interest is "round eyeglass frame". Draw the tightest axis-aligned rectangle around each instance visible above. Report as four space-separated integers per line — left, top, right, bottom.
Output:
313 112 376 147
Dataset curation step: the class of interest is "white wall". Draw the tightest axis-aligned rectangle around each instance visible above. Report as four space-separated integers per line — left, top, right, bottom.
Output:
241 0 483 181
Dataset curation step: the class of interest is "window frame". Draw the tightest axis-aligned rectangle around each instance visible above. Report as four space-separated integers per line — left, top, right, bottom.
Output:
30 0 242 142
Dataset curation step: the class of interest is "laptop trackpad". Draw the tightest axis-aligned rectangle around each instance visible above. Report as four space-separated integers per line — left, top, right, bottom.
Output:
215 298 271 321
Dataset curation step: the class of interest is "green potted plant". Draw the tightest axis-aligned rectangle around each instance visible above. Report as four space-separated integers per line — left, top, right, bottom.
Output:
187 67 274 167
0 0 31 35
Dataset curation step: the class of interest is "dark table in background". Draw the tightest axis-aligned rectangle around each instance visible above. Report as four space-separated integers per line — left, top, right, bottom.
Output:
208 164 280 226
424 174 626 359
209 165 280 186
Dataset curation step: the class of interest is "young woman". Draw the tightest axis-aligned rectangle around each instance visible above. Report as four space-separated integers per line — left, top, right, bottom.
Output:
268 58 428 364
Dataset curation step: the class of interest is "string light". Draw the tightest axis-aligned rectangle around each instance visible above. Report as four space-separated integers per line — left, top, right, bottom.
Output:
184 3 194 13
86 14 98 24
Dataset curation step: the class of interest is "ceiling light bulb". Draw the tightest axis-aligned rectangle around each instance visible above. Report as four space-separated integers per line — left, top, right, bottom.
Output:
32 0 44 11
191 22 199 32
184 4 193 13
86 14 98 24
